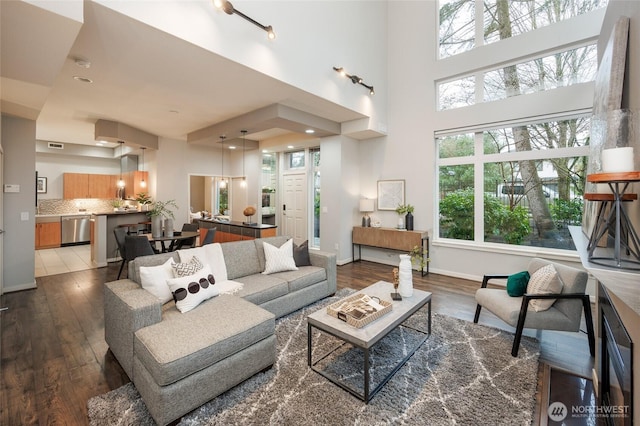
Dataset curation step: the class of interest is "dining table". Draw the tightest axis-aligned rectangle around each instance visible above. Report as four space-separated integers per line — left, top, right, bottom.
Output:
143 230 200 253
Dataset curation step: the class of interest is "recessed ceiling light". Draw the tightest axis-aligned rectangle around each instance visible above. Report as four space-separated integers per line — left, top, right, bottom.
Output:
229 146 236 150
305 129 315 134
262 149 269 153
287 145 294 149
73 76 93 83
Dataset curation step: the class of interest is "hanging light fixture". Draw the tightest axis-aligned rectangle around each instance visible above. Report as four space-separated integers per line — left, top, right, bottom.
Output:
117 141 125 189
140 147 147 188
241 130 247 188
219 135 227 188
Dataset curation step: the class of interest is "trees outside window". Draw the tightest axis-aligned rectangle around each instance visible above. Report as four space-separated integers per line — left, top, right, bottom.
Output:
436 0 601 250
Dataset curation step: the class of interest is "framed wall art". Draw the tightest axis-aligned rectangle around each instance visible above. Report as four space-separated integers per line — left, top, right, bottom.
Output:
36 176 47 194
377 179 405 210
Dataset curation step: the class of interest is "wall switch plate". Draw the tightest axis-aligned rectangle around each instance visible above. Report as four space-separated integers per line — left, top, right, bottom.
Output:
21 212 29 221
4 184 19 193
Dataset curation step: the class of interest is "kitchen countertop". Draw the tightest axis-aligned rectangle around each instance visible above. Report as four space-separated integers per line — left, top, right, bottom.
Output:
197 218 277 229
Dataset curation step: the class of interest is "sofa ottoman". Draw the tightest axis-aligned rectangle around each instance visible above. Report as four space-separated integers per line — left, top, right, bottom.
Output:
132 295 276 425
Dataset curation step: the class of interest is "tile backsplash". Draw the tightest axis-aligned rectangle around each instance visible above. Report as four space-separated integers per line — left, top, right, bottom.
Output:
38 198 139 215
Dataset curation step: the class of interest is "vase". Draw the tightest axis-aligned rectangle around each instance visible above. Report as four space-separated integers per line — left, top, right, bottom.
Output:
398 254 413 297
397 216 405 229
405 212 414 231
164 218 174 237
151 216 163 238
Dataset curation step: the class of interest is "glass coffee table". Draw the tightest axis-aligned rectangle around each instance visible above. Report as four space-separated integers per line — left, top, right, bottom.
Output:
307 280 431 402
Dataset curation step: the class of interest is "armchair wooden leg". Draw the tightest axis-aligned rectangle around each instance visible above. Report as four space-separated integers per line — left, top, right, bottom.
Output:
473 305 482 323
582 295 596 357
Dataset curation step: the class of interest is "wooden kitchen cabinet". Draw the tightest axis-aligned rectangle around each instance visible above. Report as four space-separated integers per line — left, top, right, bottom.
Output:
63 173 89 199
124 171 148 199
88 173 116 199
64 173 118 199
35 222 61 249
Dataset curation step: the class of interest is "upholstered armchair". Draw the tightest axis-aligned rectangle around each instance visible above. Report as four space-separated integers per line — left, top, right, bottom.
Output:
474 257 595 357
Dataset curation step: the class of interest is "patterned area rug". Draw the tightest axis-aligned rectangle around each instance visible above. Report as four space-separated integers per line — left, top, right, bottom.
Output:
88 289 540 425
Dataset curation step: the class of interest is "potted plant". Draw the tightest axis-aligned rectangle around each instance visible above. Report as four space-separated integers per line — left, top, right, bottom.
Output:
135 192 153 211
395 204 415 230
147 199 178 237
111 198 125 211
409 244 429 271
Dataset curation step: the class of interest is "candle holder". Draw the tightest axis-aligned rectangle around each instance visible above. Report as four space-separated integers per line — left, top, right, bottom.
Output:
391 267 402 300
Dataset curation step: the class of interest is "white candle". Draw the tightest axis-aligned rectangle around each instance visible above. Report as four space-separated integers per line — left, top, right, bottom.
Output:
602 147 635 173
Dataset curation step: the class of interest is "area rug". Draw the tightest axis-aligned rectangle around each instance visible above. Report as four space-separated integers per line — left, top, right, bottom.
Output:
88 289 540 425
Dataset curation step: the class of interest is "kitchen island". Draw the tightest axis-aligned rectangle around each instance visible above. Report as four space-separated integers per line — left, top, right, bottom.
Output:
91 211 149 267
196 218 277 242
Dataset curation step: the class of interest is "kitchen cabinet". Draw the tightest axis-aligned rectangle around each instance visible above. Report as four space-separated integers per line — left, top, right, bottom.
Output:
63 173 89 199
35 222 61 249
64 173 119 199
124 171 148 199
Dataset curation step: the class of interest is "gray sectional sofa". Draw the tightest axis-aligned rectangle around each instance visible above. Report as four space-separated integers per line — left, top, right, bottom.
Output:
104 236 337 425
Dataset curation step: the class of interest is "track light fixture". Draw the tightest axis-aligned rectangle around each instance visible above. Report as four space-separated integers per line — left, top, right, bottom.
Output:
214 0 276 40
333 66 375 95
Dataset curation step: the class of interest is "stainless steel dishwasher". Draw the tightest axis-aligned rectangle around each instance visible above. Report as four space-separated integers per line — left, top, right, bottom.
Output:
61 215 91 246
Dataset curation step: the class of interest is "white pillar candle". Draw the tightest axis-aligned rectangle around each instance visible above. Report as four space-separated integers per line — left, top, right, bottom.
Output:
602 147 635 173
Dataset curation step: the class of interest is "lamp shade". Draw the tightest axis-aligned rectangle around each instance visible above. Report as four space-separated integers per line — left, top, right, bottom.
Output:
359 199 375 213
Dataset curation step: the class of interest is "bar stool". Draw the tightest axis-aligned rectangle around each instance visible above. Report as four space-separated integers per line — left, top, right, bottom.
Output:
117 223 145 235
586 172 640 270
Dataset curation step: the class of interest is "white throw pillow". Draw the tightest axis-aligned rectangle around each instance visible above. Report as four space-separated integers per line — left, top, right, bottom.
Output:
262 239 298 274
178 244 228 282
139 258 175 304
167 265 220 313
526 263 564 312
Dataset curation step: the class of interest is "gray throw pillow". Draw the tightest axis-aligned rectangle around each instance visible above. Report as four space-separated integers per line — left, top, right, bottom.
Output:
293 240 311 266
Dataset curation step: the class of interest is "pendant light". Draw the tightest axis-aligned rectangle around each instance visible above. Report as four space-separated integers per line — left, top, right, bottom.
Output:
117 141 125 189
241 130 247 188
219 135 227 188
140 147 147 188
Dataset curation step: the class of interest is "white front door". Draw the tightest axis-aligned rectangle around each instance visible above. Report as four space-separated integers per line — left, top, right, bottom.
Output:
283 173 307 243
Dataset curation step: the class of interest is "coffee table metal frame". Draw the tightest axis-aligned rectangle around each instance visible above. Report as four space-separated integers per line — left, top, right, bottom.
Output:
307 281 431 403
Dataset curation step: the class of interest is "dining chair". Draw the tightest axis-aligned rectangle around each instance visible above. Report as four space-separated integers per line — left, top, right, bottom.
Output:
202 227 216 245
120 235 156 278
173 223 199 251
114 227 128 279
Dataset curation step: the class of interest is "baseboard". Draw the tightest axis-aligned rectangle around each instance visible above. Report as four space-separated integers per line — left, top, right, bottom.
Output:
3 281 37 293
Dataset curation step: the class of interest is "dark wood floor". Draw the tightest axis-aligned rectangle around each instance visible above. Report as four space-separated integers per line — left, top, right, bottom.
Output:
1 260 596 425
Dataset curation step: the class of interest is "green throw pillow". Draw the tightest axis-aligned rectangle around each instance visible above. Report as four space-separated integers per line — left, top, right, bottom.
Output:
506 271 530 297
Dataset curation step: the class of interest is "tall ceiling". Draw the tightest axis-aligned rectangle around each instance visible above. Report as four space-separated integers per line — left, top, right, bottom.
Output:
1 1 370 151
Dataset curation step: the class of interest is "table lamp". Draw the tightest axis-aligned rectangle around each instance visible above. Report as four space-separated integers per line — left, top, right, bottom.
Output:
359 199 375 227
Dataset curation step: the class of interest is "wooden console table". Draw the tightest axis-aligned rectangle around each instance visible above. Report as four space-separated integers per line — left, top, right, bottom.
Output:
352 226 429 276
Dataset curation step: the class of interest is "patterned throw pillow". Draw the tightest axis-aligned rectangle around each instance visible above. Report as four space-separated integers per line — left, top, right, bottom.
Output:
172 255 203 277
167 265 219 313
526 264 564 312
262 239 298 274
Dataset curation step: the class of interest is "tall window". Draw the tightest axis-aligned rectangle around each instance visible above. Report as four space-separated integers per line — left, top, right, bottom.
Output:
435 0 601 251
438 117 589 249
439 0 607 59
310 148 321 248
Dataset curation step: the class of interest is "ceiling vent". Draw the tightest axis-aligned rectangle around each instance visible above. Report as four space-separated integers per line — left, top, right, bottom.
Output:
47 142 64 150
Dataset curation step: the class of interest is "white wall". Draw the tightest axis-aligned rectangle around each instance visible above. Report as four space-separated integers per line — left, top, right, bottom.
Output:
96 0 388 133
36 153 120 200
2 115 36 292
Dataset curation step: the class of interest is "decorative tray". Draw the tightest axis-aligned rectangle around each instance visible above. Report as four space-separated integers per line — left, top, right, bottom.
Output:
327 293 392 328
